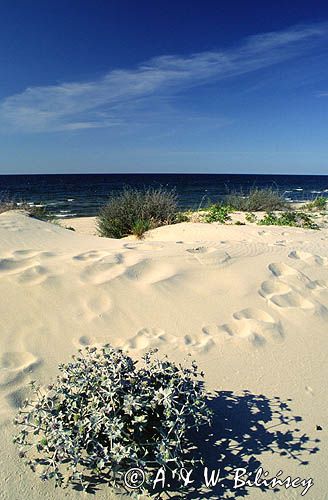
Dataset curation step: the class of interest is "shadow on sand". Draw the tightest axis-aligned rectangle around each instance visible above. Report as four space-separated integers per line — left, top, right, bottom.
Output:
155 390 320 499
72 390 320 498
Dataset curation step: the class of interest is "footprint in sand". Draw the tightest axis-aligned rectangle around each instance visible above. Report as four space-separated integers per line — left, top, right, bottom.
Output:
123 243 163 251
39 251 58 258
201 324 232 344
123 243 143 250
160 307 284 353
124 327 215 354
79 254 125 284
12 249 39 259
87 295 112 315
288 250 328 267
182 330 216 353
124 327 169 350
0 351 40 387
272 263 326 291
260 280 290 297
232 308 284 344
0 256 34 275
12 250 57 260
269 240 287 247
260 273 314 311
73 334 122 349
81 293 113 320
0 254 51 285
15 265 50 285
212 307 284 348
121 307 285 354
259 261 328 312
73 250 109 262
268 262 300 278
124 260 181 286
186 246 231 266
186 246 210 254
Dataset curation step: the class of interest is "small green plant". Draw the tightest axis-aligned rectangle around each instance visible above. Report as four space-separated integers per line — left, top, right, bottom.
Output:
226 188 287 212
97 187 178 238
131 219 151 239
304 196 327 211
234 220 245 225
245 212 257 223
174 211 190 223
258 211 319 230
204 204 233 223
14 346 212 492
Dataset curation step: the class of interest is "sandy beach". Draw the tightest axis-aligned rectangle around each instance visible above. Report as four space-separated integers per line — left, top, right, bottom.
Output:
0 210 326 499
2 0 328 496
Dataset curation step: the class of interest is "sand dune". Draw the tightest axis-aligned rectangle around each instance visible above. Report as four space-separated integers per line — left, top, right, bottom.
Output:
0 211 327 499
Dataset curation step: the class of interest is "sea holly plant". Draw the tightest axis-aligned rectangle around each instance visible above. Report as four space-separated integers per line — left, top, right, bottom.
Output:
13 345 212 493
204 204 233 223
258 211 319 229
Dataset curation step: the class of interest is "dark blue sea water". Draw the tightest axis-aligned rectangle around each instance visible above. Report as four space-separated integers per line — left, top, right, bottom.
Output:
0 173 328 218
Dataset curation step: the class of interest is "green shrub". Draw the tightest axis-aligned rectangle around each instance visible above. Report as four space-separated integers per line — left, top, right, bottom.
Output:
226 188 287 212
174 211 190 223
258 211 319 230
97 187 178 238
245 212 257 223
204 204 233 223
13 346 211 492
131 219 151 239
304 196 327 211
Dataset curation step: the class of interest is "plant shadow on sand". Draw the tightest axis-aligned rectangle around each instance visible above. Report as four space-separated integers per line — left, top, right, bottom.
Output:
68 390 320 498
154 390 320 499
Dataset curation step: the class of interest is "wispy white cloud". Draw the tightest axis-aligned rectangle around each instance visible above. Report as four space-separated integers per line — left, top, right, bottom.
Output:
0 23 327 132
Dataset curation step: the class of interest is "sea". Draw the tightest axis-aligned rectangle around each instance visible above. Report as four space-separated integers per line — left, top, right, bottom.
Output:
0 173 328 218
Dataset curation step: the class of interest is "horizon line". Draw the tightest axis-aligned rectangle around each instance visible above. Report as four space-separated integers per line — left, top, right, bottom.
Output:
1 171 328 177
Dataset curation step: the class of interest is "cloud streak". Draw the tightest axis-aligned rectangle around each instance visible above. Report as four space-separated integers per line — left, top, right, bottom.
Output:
0 23 327 132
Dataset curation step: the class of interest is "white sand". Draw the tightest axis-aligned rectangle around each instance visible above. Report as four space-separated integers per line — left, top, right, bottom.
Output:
0 211 327 499
62 216 98 235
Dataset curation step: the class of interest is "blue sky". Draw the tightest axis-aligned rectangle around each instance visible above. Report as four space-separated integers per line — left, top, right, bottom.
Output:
1 0 328 174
